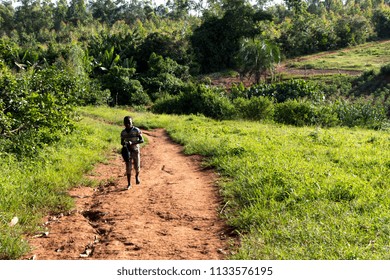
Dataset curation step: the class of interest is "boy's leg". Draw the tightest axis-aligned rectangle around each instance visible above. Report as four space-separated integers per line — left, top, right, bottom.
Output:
134 151 141 184
126 161 132 189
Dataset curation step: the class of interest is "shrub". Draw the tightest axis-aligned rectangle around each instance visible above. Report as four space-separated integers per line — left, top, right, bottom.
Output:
0 63 95 156
116 78 150 106
372 8 390 39
231 79 324 103
334 99 387 129
141 53 189 101
380 63 390 76
151 94 182 115
233 96 274 121
274 99 317 126
312 105 340 127
152 83 235 120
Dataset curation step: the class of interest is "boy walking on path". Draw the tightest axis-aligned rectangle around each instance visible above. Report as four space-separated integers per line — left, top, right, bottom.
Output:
121 116 144 190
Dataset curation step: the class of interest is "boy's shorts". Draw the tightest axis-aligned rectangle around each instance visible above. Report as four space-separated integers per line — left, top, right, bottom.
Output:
125 149 140 174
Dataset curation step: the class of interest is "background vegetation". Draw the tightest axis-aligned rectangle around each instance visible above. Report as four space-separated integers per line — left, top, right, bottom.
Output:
0 0 390 259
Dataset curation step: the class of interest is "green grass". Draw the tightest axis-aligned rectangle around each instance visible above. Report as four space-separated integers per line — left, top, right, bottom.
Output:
80 106 390 259
1 106 390 259
0 113 120 259
286 40 390 72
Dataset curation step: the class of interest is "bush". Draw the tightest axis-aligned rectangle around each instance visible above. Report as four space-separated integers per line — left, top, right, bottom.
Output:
316 76 354 100
380 63 390 76
334 99 387 129
233 96 274 121
115 78 150 106
151 94 182 115
0 63 91 157
152 83 235 120
274 99 317 126
231 79 324 103
372 8 390 39
140 53 189 101
312 105 340 127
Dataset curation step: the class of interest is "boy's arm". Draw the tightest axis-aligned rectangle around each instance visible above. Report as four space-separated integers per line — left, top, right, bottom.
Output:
137 132 144 144
120 132 124 146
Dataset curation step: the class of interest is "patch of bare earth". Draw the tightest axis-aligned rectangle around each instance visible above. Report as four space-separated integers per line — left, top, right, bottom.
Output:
23 129 234 260
209 67 363 91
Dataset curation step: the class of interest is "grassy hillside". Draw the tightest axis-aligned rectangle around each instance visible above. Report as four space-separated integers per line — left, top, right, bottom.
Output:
285 40 390 72
206 40 390 89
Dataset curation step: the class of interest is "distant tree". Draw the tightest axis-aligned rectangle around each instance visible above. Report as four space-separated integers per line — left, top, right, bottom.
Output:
116 0 149 24
279 12 340 57
323 0 343 13
335 14 373 47
0 1 15 36
191 0 272 73
14 0 54 36
136 32 189 73
372 6 390 38
67 0 91 25
284 0 307 14
53 0 68 30
89 0 118 25
236 38 281 84
166 0 194 18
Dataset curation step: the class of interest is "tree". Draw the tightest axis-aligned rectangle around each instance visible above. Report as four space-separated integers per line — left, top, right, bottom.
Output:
191 0 272 73
53 0 68 30
236 38 280 84
136 31 189 73
335 14 373 47
67 0 91 25
0 1 15 36
372 6 390 38
166 0 194 18
89 0 119 25
14 0 54 38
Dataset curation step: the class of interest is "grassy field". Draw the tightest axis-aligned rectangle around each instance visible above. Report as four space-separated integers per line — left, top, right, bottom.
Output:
81 106 390 260
1 106 389 259
285 40 390 72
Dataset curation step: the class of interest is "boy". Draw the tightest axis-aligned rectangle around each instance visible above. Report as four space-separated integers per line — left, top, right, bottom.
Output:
120 116 144 190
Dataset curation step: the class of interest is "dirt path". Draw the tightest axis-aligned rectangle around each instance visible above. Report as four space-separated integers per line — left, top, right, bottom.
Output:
24 129 233 260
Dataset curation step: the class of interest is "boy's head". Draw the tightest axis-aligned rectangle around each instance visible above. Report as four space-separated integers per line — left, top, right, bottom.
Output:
124 116 133 128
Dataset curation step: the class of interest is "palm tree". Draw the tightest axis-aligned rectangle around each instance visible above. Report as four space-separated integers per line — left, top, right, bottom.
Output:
236 37 281 84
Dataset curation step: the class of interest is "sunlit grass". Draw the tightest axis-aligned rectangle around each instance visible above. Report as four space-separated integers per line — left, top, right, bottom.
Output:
286 40 390 72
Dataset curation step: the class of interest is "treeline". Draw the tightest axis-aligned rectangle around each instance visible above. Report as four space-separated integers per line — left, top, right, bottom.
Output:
1 0 390 157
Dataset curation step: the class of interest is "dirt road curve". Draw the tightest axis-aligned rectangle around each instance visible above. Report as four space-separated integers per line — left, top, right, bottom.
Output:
24 129 233 260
